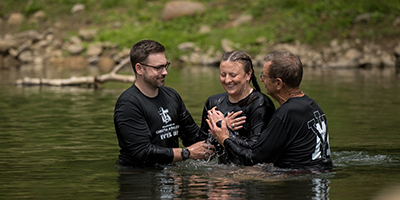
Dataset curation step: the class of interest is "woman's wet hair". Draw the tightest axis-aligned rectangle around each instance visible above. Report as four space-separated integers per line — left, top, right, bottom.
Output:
221 51 261 92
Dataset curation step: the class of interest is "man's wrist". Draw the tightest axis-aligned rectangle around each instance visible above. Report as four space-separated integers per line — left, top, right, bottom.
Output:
181 148 190 160
221 136 229 146
223 137 231 148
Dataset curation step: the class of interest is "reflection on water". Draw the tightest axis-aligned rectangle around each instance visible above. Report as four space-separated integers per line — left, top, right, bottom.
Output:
0 66 400 199
116 160 334 199
115 149 400 199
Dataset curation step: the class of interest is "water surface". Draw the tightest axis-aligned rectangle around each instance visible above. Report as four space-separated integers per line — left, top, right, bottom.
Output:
0 66 399 199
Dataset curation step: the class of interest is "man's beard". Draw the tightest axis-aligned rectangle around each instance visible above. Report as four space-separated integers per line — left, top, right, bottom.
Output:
143 73 165 89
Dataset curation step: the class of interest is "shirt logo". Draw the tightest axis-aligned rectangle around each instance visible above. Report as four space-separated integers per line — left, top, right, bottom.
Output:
158 107 171 124
307 110 330 160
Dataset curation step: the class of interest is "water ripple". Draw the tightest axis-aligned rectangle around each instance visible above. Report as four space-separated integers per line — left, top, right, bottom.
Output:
332 151 400 167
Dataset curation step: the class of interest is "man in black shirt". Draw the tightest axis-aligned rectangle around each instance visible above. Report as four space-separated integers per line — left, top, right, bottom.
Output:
114 40 214 167
207 51 332 170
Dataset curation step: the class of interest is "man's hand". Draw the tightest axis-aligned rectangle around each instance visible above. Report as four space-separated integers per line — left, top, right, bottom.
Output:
206 108 230 147
187 141 216 160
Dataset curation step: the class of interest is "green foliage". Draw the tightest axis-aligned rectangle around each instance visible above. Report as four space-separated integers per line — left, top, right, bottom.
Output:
2 0 399 60
23 1 43 16
97 0 126 9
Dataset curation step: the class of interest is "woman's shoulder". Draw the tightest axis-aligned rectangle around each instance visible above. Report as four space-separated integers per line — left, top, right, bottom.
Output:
251 90 272 102
250 90 275 109
204 93 228 107
206 92 228 101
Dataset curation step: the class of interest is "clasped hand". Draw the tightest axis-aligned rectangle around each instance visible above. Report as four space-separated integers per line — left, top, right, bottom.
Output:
206 107 246 146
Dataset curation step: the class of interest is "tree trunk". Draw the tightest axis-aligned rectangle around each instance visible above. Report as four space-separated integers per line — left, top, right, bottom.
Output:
15 57 135 88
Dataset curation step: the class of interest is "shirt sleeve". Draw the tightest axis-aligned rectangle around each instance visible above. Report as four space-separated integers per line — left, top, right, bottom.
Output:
223 116 287 166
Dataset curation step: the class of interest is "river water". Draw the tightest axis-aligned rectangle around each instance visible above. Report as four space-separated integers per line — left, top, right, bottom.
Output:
0 65 399 199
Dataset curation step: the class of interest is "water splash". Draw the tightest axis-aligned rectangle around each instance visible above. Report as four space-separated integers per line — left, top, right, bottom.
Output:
204 140 217 162
332 151 399 167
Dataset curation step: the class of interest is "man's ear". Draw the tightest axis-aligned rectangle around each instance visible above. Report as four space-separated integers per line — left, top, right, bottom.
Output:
276 78 284 90
135 63 143 75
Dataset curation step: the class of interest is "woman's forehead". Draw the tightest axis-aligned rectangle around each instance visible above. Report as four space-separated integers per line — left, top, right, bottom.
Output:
220 61 244 72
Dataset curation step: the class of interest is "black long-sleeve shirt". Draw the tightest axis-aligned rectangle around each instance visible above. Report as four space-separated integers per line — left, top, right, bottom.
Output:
223 95 333 170
201 90 275 165
114 85 207 167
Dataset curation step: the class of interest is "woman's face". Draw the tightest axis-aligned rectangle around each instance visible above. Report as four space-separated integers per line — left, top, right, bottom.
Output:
219 60 252 102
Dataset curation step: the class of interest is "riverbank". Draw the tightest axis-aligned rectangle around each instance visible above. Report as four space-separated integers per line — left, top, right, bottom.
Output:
1 0 400 76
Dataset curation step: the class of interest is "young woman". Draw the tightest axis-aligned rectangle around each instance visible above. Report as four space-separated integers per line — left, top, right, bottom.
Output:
201 51 275 165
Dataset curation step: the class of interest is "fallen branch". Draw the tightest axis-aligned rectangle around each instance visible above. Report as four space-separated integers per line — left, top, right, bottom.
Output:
395 51 400 77
15 57 135 88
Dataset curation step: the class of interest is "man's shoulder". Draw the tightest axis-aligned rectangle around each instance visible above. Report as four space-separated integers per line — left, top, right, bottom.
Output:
118 85 140 100
287 95 321 111
159 86 181 100
275 95 325 118
115 85 148 109
160 86 177 94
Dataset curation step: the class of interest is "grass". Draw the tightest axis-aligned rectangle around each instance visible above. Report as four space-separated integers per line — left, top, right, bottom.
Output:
1 0 399 60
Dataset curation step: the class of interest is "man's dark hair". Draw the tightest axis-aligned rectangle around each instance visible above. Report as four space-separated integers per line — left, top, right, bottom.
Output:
130 40 165 74
222 51 261 92
264 51 303 88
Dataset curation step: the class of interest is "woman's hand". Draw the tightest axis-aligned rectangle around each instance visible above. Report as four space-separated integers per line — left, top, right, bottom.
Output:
207 106 246 131
206 107 247 146
224 110 246 131
206 106 225 123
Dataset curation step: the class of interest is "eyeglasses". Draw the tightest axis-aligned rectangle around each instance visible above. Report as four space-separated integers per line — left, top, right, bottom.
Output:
260 72 274 81
140 62 170 73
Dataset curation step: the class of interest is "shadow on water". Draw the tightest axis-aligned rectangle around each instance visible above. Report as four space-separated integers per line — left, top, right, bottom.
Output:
0 66 400 199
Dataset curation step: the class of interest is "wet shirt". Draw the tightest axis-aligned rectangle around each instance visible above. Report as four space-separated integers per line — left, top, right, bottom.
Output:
224 95 333 170
201 90 275 165
114 85 207 167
